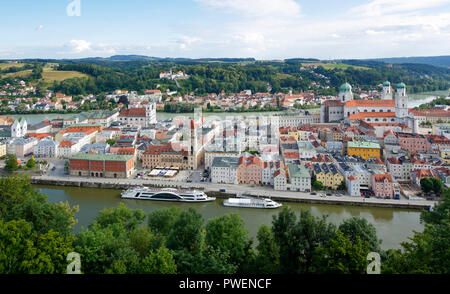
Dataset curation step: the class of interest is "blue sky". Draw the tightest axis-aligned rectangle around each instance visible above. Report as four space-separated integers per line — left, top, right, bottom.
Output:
1 0 450 60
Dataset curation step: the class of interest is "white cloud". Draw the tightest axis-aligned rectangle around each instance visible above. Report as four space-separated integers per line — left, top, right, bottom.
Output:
68 40 91 54
195 0 301 18
36 25 44 31
175 36 201 51
351 0 450 17
365 29 386 35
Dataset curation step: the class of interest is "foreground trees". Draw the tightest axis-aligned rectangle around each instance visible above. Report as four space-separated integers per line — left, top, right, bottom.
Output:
0 175 77 273
0 174 449 274
381 189 450 274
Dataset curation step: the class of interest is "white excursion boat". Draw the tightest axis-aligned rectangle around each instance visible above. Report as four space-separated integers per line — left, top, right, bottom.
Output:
223 194 282 209
121 187 216 202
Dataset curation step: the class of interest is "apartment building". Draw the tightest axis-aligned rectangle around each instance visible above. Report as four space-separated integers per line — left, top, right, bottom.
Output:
210 157 239 184
347 141 381 160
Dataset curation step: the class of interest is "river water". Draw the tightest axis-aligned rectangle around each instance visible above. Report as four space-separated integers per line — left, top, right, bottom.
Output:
35 185 424 250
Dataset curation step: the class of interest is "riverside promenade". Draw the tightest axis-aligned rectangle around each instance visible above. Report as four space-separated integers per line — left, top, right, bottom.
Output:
31 175 437 210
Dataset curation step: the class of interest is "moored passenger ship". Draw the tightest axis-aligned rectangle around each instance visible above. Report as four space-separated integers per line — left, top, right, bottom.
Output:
223 194 282 209
121 187 216 202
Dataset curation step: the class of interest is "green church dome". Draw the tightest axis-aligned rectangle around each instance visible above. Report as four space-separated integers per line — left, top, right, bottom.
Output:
340 83 352 92
383 81 391 87
397 82 406 89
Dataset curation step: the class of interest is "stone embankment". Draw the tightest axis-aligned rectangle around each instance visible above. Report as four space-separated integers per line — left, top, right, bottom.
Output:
31 176 436 211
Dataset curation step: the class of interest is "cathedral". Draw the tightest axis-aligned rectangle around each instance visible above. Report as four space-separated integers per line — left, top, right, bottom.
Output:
320 81 417 132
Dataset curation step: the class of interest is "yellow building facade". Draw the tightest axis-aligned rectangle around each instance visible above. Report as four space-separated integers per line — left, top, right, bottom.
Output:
313 164 344 190
347 141 381 159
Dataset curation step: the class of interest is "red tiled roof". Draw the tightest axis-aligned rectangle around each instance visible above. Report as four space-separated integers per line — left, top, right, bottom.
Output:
323 100 345 107
119 108 146 117
238 156 262 167
349 112 395 120
387 158 401 165
28 133 53 140
411 109 450 118
284 152 299 159
412 169 435 179
60 141 74 147
374 174 392 183
346 100 395 107
274 169 286 178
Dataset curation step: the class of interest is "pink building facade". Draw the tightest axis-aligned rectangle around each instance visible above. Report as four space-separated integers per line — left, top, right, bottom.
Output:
237 155 262 184
397 133 432 153
371 174 394 198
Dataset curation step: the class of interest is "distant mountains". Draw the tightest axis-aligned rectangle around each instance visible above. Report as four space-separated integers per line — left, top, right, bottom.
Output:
69 55 257 63
93 55 450 68
3 54 450 69
367 55 450 69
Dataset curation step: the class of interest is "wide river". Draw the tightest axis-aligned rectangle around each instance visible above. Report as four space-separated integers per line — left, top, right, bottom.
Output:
35 185 424 250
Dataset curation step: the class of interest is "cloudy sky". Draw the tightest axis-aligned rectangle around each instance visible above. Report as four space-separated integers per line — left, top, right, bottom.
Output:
1 0 450 60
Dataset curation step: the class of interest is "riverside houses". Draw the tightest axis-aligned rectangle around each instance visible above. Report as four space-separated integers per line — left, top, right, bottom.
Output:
69 153 134 178
237 154 262 184
371 173 394 198
286 164 311 192
210 157 239 184
312 163 344 190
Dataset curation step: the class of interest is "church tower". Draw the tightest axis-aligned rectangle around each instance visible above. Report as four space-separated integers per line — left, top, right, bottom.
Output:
188 119 198 170
144 102 157 126
339 83 353 103
395 83 408 118
381 81 392 100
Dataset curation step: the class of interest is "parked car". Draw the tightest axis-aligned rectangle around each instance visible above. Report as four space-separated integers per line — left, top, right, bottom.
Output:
310 192 317 195
220 189 227 193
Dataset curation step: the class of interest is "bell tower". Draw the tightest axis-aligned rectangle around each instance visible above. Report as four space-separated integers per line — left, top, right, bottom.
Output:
381 81 392 100
395 83 408 118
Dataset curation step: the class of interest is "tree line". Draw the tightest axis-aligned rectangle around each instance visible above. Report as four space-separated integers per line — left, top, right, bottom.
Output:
0 174 448 274
21 60 448 97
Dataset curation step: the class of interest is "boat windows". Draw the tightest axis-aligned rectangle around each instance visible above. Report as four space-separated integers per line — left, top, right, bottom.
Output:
151 193 182 200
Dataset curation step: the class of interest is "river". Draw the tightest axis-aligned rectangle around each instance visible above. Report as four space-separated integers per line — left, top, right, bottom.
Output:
35 185 424 250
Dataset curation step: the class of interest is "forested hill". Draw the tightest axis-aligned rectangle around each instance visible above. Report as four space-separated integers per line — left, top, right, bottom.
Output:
1 57 449 97
368 55 450 69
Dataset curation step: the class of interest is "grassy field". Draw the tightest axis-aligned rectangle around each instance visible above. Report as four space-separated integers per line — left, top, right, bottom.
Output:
276 73 295 79
2 70 32 78
41 69 89 82
0 62 89 82
301 62 369 70
0 62 27 70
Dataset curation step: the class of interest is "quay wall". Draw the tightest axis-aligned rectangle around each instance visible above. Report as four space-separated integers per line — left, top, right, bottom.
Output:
31 177 434 211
